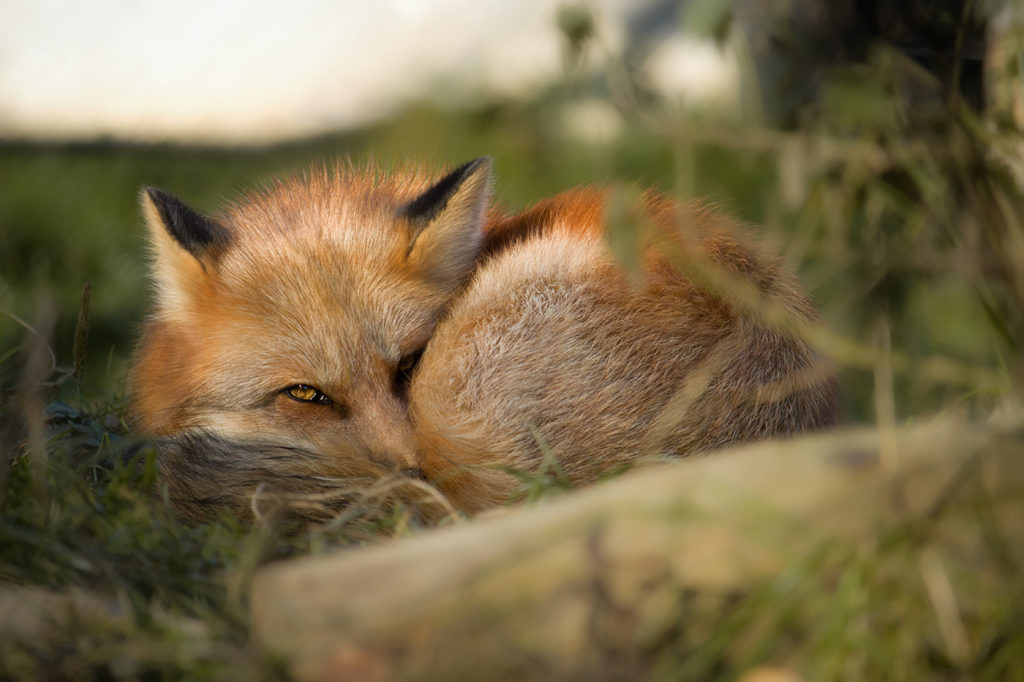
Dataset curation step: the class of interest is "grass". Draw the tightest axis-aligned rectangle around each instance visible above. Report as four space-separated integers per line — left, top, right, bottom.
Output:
649 535 1024 681
2 5 1024 680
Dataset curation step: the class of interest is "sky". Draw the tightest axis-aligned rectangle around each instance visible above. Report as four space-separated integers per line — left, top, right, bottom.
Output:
0 0 735 144
0 0 581 143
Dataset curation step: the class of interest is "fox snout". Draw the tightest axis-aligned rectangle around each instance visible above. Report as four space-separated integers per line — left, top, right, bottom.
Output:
350 392 422 477
365 448 423 478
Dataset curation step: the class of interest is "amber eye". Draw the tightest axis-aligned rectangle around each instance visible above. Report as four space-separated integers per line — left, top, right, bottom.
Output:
283 384 332 405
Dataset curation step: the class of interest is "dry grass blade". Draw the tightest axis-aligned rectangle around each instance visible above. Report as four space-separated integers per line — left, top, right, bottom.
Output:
72 283 90 384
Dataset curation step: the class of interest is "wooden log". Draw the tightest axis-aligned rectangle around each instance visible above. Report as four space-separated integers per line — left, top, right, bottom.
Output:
250 419 1024 681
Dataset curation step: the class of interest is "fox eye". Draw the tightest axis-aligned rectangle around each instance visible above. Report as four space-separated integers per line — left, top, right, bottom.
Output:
283 384 332 405
394 349 424 392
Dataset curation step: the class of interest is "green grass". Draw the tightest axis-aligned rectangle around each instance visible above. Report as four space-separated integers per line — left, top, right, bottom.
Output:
3 8 1024 679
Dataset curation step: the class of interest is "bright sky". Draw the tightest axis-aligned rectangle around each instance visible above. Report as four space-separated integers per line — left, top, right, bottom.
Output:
0 0 576 143
0 0 740 144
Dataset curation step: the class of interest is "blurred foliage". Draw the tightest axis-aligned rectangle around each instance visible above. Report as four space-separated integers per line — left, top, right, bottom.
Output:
1 4 1020 424
2 0 1024 678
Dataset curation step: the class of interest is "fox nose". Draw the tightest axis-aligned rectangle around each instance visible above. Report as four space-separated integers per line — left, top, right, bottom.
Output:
401 466 426 481
368 450 423 477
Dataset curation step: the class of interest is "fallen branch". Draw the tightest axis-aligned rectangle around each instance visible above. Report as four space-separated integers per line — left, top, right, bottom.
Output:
251 418 1024 681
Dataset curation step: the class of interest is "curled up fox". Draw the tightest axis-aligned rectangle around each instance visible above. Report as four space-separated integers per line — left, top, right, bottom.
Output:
132 157 838 521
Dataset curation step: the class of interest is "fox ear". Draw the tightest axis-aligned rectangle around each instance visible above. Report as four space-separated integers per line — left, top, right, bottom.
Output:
401 157 492 292
141 187 229 316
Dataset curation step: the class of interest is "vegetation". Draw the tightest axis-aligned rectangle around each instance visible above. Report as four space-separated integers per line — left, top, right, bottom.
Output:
1 2 1022 679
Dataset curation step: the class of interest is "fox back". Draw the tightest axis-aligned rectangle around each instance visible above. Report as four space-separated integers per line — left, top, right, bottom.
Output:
410 188 839 512
133 159 493 520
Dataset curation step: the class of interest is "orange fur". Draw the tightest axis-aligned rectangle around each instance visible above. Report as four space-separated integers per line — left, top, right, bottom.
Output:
133 159 494 519
411 188 838 512
133 160 837 521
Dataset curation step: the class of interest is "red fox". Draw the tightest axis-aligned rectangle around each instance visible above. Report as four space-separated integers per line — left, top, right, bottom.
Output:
132 158 837 520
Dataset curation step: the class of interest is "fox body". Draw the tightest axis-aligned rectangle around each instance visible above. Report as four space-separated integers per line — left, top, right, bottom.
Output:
133 159 837 520
412 188 837 512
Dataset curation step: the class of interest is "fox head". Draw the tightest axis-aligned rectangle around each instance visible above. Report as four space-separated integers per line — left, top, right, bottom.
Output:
132 159 492 519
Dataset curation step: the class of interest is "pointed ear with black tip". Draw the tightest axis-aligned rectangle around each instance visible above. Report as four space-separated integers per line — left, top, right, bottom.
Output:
401 157 493 293
141 187 230 317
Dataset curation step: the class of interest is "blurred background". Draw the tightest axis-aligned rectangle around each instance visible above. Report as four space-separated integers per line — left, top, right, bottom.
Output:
2 0 1022 425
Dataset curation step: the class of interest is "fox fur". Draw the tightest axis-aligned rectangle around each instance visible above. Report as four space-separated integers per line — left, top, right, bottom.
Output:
134 159 494 520
133 159 838 521
412 187 838 512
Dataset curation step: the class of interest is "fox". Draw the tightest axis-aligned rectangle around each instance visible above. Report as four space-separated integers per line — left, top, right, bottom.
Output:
132 157 838 521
